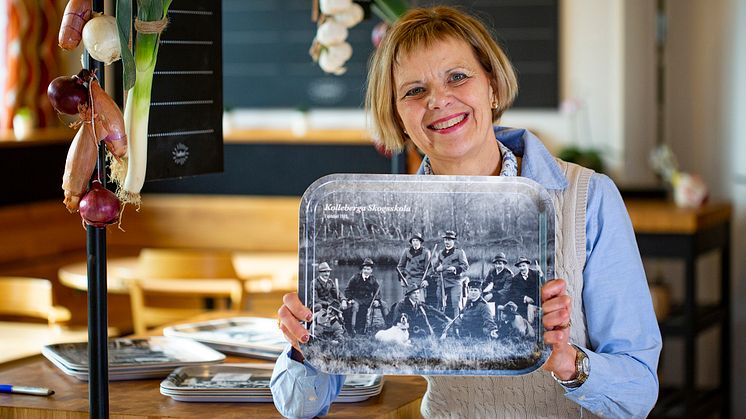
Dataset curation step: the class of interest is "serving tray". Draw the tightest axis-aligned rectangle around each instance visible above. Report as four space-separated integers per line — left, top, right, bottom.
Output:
163 317 285 360
42 337 225 381
160 363 383 403
298 174 554 375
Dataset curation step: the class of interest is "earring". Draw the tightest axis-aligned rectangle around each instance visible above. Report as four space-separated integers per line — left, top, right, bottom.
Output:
491 98 498 109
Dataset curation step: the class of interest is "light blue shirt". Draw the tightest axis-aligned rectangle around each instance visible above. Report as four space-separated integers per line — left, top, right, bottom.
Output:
270 127 662 419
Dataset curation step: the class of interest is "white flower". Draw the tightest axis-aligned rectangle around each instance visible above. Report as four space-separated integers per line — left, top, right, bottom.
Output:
320 0 353 15
333 3 364 28
672 172 709 208
319 43 352 75
316 20 348 46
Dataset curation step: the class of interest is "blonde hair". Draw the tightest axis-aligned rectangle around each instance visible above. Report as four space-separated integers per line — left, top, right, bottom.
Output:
365 6 518 152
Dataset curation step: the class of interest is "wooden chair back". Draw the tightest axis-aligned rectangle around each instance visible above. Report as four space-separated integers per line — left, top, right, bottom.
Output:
129 248 245 334
0 277 71 325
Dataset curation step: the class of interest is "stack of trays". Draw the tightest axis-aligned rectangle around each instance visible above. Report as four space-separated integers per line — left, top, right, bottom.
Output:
160 364 384 403
42 337 225 381
163 317 286 360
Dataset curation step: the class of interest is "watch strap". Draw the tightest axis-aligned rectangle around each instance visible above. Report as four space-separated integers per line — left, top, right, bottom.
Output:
551 345 589 388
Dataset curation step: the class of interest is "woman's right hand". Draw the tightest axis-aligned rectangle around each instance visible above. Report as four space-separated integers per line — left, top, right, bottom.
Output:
278 292 313 353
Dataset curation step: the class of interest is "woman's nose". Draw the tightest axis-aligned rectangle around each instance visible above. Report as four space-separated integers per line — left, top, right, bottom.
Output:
427 86 451 109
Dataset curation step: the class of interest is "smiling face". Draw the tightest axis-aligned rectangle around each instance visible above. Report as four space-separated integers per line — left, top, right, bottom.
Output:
494 260 506 272
394 37 500 175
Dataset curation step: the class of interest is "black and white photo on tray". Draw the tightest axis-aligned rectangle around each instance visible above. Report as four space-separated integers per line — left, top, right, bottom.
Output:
298 174 555 375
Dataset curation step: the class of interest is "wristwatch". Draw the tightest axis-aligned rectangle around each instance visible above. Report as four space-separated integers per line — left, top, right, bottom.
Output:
551 345 590 388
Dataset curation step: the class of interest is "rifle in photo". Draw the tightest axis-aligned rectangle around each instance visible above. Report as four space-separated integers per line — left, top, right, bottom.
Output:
364 284 382 334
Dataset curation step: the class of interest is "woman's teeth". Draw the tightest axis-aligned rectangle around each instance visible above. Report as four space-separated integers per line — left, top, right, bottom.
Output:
430 114 465 130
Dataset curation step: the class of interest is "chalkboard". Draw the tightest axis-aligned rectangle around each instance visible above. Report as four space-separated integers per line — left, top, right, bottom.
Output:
142 143 392 196
222 0 558 109
143 0 223 181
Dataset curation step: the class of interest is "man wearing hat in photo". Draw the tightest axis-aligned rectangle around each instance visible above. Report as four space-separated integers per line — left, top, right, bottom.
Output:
314 262 342 311
482 252 513 305
495 301 535 341
397 232 432 297
312 302 345 342
389 282 449 339
508 257 542 320
344 257 380 336
431 230 469 319
447 279 498 339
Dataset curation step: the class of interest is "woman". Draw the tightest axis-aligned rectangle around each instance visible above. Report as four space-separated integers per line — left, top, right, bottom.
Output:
272 6 661 418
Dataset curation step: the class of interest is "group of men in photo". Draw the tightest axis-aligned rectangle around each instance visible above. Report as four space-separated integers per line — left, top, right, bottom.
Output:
311 231 541 343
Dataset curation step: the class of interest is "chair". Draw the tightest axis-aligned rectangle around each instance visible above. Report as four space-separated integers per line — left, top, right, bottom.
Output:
0 277 71 325
128 248 246 335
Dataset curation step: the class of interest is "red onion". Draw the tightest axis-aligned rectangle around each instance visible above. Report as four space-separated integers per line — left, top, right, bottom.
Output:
47 69 93 115
79 180 121 227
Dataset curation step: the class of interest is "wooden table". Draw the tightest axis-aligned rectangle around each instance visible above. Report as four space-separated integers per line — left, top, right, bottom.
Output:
624 199 732 418
0 312 427 418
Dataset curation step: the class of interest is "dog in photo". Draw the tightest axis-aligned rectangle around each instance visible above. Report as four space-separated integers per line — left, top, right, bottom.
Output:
374 313 411 346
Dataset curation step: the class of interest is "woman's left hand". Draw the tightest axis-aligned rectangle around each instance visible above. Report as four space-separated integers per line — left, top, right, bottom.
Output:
541 278 578 380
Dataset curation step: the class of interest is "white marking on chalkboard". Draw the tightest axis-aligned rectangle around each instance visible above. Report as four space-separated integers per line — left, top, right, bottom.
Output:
172 143 190 165
148 129 214 138
153 70 213 75
169 9 213 16
151 100 214 107
161 40 213 45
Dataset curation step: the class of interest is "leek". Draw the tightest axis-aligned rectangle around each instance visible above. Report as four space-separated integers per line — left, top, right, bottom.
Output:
113 0 172 206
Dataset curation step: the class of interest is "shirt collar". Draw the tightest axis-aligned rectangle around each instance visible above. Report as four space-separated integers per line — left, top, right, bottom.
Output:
416 126 568 190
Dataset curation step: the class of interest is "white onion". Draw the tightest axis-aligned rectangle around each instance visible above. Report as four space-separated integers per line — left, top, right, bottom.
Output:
319 45 350 75
320 0 352 15
325 42 352 63
333 3 364 28
316 20 348 46
82 14 121 65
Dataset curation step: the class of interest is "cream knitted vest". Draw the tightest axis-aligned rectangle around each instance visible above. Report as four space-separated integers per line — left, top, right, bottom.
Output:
420 160 596 419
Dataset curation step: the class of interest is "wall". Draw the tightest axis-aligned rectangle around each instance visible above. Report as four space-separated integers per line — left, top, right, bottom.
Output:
664 0 746 416
503 0 658 187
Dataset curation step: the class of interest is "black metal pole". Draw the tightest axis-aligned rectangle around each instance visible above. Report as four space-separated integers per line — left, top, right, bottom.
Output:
391 151 406 174
86 0 109 417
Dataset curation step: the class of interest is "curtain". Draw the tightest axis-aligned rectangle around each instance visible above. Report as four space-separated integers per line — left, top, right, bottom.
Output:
0 0 60 130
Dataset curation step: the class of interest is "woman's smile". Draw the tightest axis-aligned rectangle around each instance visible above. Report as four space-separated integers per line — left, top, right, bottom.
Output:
427 112 469 132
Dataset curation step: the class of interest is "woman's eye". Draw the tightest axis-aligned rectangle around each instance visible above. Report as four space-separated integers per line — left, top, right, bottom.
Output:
404 87 425 97
450 73 468 82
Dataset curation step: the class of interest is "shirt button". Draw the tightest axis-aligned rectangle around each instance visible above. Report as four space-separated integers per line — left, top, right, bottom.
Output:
579 396 586 401
308 396 317 401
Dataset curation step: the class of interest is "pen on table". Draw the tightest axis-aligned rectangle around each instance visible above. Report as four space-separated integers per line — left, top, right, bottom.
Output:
0 384 54 396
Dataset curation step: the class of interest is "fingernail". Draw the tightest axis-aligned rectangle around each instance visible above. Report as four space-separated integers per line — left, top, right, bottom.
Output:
301 334 310 343
305 312 313 321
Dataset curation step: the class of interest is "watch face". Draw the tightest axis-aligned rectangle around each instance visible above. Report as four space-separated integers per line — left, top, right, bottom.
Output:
580 355 590 374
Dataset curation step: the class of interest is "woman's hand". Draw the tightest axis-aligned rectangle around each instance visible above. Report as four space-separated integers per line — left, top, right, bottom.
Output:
277 292 313 354
541 279 577 380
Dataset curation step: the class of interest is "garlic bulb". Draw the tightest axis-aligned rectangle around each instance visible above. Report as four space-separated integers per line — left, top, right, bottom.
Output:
320 0 353 15
82 14 121 65
334 3 364 28
319 43 353 75
325 42 352 64
316 20 348 46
